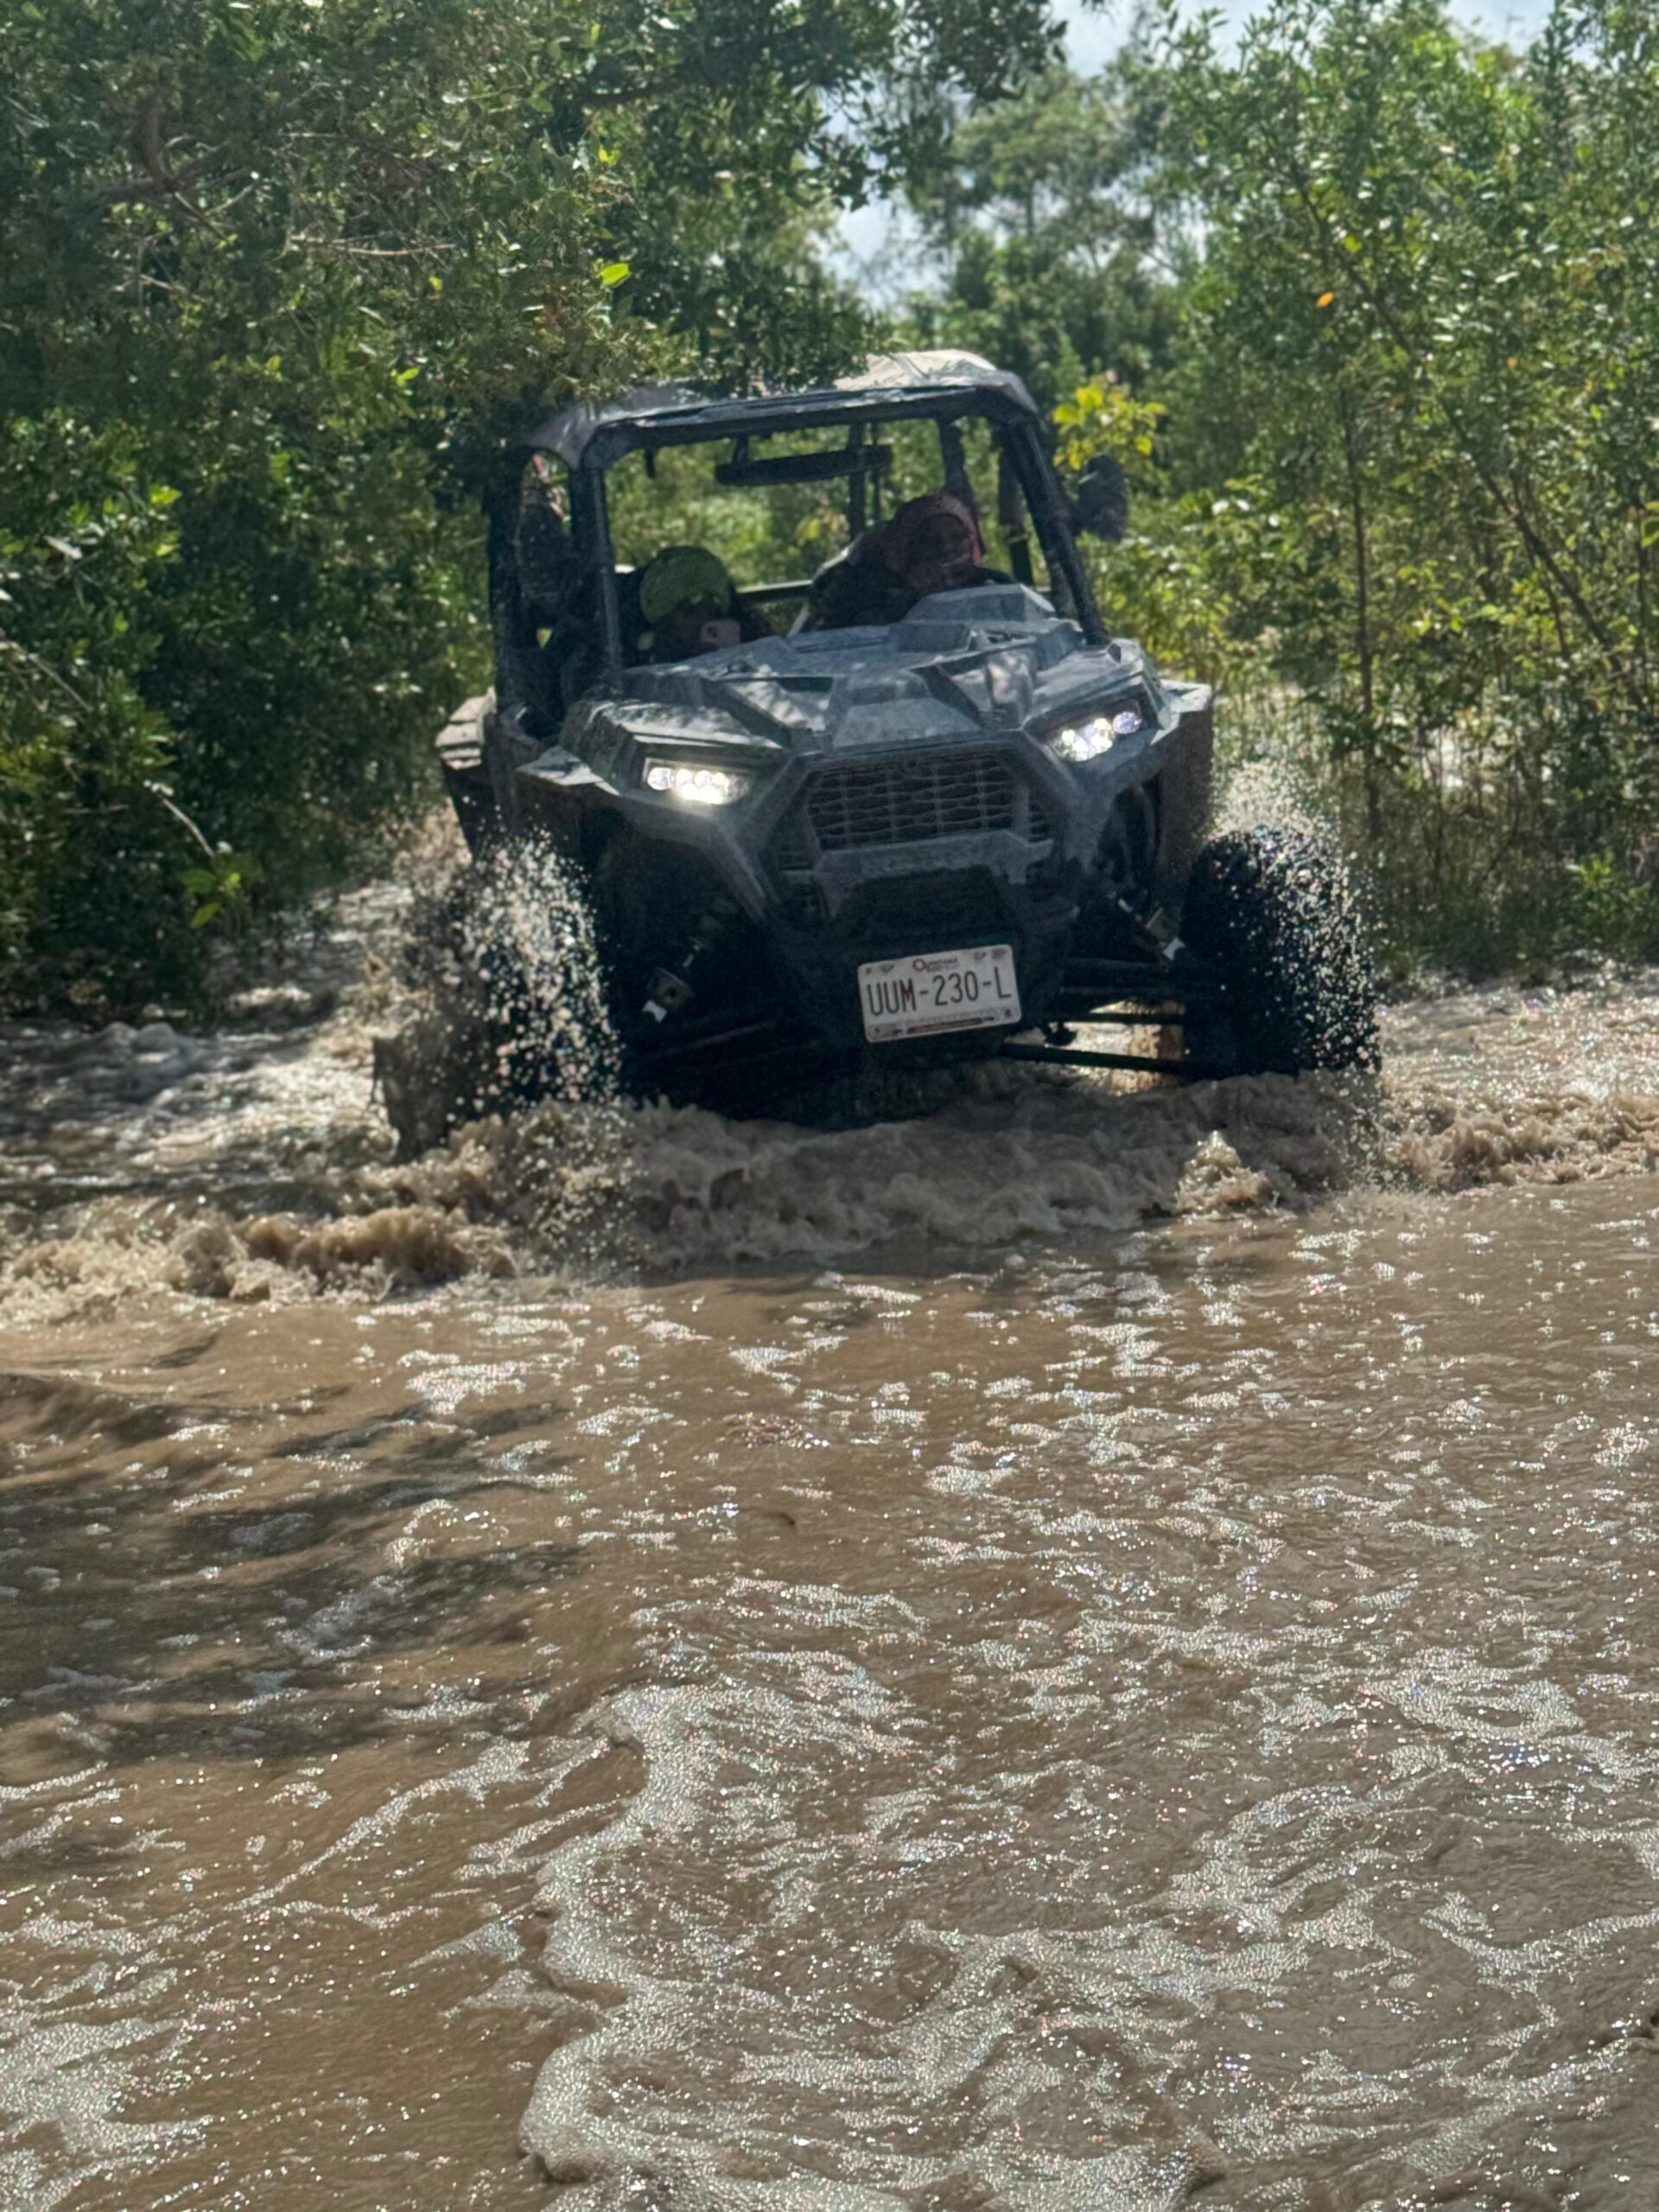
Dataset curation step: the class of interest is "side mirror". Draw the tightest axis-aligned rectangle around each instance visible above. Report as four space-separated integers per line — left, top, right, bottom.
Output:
1072 454 1129 544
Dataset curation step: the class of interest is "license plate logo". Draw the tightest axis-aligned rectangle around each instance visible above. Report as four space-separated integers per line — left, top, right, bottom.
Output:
857 944 1022 1043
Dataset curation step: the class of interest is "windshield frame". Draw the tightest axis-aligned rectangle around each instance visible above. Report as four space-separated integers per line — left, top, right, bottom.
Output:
556 393 1105 678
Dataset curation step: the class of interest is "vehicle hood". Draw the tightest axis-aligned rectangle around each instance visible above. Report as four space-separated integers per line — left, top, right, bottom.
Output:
567 585 1171 771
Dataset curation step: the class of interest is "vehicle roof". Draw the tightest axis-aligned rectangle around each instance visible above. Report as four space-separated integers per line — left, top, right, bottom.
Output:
522 351 1040 471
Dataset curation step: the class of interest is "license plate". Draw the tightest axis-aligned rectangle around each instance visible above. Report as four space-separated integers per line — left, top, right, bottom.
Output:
857 944 1021 1043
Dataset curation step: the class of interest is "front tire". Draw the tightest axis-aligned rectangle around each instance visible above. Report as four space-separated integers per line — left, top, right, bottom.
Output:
1180 827 1379 1076
375 844 613 1156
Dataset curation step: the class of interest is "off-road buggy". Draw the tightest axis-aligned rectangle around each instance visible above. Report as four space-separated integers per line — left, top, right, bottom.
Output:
380 352 1376 1147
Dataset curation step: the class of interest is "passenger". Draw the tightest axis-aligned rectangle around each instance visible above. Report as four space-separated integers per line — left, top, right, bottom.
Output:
802 490 1009 631
637 545 770 663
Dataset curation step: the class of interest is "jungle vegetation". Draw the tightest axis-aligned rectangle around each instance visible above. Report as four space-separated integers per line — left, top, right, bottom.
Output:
3 0 1657 1007
909 0 1659 970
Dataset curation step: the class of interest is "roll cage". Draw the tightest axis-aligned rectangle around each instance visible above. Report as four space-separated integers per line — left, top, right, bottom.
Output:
487 366 1107 719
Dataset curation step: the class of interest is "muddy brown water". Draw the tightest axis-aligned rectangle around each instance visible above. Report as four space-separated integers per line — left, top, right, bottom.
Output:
3 890 1659 2209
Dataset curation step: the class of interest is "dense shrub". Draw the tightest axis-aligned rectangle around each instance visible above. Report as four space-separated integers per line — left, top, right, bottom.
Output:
923 2 1659 968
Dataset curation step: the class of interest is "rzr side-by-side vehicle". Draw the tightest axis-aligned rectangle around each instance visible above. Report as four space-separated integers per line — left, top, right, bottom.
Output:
382 353 1376 1148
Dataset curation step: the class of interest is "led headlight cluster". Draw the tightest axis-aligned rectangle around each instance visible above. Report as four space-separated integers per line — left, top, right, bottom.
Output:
642 759 752 805
1048 706 1144 763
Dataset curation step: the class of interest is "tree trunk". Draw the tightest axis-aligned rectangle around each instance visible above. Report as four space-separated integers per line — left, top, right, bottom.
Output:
1338 386 1380 845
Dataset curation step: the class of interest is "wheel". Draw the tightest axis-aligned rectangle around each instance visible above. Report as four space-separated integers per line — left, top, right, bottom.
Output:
375 843 613 1155
1179 826 1379 1076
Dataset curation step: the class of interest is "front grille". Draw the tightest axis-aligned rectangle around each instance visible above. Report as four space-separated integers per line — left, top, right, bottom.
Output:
804 752 1033 853
769 810 816 874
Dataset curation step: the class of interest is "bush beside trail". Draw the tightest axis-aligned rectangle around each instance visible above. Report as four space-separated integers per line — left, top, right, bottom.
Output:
910 2 1659 973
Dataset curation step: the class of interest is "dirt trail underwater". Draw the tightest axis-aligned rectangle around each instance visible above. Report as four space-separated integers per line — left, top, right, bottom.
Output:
2 876 1658 2209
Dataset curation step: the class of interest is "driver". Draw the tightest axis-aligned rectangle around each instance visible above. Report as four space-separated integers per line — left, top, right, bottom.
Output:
637 545 769 663
802 490 1007 630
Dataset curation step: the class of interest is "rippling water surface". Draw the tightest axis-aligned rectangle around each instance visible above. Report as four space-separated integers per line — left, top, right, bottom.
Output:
3 889 1658 2209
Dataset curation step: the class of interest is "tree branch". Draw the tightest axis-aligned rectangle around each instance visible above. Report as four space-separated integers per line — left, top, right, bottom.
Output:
1284 166 1653 719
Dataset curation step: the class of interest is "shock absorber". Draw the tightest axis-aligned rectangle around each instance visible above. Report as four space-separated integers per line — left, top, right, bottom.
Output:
642 893 741 1025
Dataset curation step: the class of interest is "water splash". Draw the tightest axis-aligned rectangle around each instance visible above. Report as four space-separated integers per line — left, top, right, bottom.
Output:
1 845 1657 1325
378 838 622 1145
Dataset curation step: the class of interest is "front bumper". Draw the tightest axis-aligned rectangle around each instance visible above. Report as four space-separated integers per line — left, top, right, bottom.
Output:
766 861 1077 1052
476 601 1213 1064
515 734 1086 1052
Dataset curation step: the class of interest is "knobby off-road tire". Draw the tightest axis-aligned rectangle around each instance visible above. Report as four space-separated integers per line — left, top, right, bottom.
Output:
1180 827 1380 1077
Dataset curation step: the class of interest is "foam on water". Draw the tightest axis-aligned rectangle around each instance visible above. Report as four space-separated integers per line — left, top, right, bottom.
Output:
2 834 1657 1328
5 978 1659 1325
5 832 1659 2209
489 1210 1659 2209
3 1165 1659 2205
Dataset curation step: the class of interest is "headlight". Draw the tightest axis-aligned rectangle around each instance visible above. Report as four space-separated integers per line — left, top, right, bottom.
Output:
641 758 752 805
1049 707 1143 763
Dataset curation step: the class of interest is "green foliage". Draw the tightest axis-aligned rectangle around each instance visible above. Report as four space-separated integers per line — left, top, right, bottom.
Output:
183 849 264 931
0 417 183 994
2 0 1059 1008
21 0 1653 996
1033 2 1659 969
902 65 1184 410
